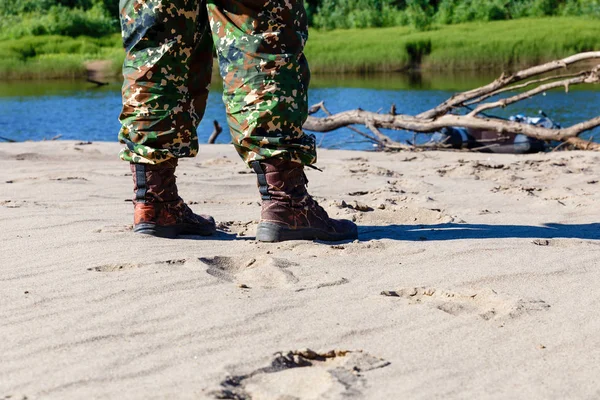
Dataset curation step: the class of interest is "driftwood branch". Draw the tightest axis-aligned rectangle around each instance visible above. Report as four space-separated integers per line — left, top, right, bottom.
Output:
309 101 381 145
418 52 600 120
303 52 600 152
464 71 588 106
467 71 599 116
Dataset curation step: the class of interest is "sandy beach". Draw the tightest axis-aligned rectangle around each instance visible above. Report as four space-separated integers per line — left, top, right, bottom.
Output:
1 141 599 399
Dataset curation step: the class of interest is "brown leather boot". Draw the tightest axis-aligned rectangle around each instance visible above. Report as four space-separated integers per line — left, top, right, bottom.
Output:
131 159 216 238
251 159 358 242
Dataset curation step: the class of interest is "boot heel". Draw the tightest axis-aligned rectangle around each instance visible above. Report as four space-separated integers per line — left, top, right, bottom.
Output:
133 223 179 239
257 222 312 242
257 222 358 242
256 222 287 242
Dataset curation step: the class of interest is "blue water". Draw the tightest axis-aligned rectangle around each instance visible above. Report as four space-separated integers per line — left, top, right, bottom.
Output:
1 78 599 150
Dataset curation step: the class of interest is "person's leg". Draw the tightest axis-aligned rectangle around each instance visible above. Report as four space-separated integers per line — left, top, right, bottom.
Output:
119 0 212 163
207 0 357 242
206 0 315 165
119 0 215 238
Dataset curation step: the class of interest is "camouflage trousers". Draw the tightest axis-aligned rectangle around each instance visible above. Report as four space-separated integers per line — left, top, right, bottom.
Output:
118 0 317 166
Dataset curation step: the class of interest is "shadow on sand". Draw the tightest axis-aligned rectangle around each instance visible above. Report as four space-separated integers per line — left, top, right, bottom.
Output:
181 223 600 242
358 223 600 242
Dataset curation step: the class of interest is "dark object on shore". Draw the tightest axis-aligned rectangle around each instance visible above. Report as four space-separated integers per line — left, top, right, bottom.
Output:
208 120 224 144
85 60 111 87
0 136 17 142
42 135 62 141
87 78 109 87
430 112 559 154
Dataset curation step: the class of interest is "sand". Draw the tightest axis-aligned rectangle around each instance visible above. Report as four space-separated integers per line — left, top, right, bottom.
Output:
1 141 599 399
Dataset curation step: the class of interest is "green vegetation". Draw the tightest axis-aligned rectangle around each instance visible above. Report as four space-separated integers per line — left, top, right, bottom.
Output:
1 0 600 79
308 0 600 29
0 34 123 79
306 17 600 72
2 0 599 37
0 0 118 39
0 0 121 79
2 17 600 79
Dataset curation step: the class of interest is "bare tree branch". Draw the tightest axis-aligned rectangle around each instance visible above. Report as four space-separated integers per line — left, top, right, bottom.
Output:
310 101 380 144
464 71 588 106
305 110 600 151
365 120 411 150
304 52 600 152
468 72 599 116
417 51 600 120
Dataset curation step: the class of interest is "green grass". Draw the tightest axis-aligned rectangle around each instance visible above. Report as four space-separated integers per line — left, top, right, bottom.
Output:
0 54 88 79
0 34 122 79
0 5 118 40
305 17 600 72
1 17 600 79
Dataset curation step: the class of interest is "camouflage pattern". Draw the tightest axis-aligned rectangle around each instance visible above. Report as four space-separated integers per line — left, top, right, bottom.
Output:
118 0 317 166
252 159 358 241
131 160 216 237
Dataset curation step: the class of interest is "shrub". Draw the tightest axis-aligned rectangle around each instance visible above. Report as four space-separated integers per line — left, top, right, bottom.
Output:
313 0 404 29
310 0 600 31
0 2 118 39
404 0 435 29
560 0 600 16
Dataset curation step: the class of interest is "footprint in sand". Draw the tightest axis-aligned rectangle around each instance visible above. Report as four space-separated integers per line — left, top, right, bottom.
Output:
201 256 351 291
381 287 550 320
196 157 236 167
88 263 141 272
350 204 457 226
14 152 48 161
155 259 188 266
88 259 187 272
216 220 258 237
93 224 133 234
50 176 88 182
200 256 299 289
1 200 26 208
532 239 600 248
211 349 390 400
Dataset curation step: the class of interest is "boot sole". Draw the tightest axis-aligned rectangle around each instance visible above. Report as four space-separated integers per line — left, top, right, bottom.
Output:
256 222 358 243
134 223 216 239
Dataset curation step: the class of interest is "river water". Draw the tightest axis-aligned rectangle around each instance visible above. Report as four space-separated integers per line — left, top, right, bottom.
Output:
1 73 599 150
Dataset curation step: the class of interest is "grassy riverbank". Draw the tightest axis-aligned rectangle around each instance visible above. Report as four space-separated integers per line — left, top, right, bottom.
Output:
307 17 600 72
0 34 122 80
1 17 599 79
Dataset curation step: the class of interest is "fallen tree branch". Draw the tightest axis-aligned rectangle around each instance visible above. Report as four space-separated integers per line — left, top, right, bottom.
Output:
365 120 412 150
417 51 600 120
464 71 588 106
309 101 380 145
305 111 600 150
468 71 599 116
303 52 600 152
